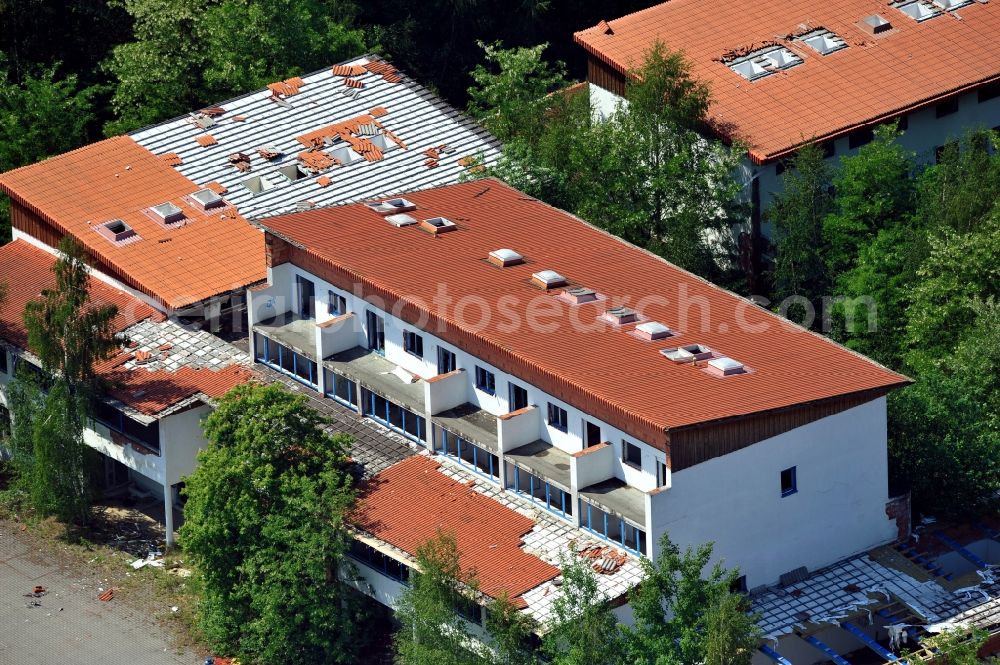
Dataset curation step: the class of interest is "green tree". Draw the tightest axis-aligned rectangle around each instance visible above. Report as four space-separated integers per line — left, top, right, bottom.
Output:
890 300 1000 518
0 65 98 242
181 383 364 664
10 237 120 525
23 237 121 391
767 143 834 315
543 555 623 665
105 0 365 135
623 534 760 665
468 41 569 143
901 628 987 665
915 129 1000 235
394 531 487 665
485 592 538 665
822 125 916 277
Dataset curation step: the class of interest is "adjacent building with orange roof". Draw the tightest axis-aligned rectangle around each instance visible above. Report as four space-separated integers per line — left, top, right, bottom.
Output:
0 240 253 544
575 0 1000 218
249 178 910 599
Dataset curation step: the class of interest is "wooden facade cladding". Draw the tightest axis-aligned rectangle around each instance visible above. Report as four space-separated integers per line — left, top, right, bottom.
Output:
587 56 629 97
667 388 892 472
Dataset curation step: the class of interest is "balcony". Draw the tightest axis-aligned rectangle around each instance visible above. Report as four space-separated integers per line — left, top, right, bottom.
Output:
579 478 648 554
253 310 316 359
505 440 571 491
324 346 425 414
432 402 498 452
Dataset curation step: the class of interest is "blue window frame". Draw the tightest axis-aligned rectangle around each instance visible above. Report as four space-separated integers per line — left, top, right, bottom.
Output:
254 334 318 389
781 466 797 497
509 382 528 412
507 466 573 519
436 428 499 482
363 389 426 444
547 402 568 432
580 500 646 555
348 539 410 585
475 366 495 395
437 347 456 375
93 401 161 454
323 368 357 409
327 290 347 316
403 330 424 358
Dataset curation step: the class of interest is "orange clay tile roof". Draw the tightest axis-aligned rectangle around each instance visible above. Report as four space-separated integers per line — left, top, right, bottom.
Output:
259 179 909 449
195 134 217 147
352 456 560 601
0 136 266 310
0 240 161 350
102 361 252 416
575 0 1000 162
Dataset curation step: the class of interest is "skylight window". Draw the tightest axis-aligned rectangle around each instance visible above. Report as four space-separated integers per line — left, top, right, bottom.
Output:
385 213 417 227
728 46 803 81
634 321 673 341
561 286 599 304
931 0 973 10
531 270 567 290
661 344 713 363
190 188 225 211
894 0 941 21
603 306 640 325
366 197 417 215
242 175 275 195
150 202 184 224
420 217 457 234
279 164 309 182
96 219 139 244
796 29 847 56
488 248 524 267
707 356 747 376
329 144 362 165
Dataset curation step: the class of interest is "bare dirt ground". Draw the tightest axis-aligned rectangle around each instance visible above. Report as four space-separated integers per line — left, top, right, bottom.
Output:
0 508 208 665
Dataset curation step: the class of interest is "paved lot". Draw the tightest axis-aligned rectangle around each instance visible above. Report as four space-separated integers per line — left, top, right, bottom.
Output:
0 524 197 665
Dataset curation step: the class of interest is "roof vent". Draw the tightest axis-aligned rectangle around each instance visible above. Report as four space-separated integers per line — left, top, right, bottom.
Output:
97 219 137 243
150 202 185 224
488 249 524 267
562 286 598 304
366 197 417 215
796 29 847 55
634 321 673 340
386 213 418 227
603 306 640 325
931 0 973 10
727 46 802 81
860 14 892 34
279 164 309 182
894 0 941 21
707 356 747 376
420 217 457 234
191 188 225 211
661 344 713 363
242 175 276 195
531 270 567 290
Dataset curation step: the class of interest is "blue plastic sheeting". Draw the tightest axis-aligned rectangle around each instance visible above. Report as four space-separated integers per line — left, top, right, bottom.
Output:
759 644 794 665
841 621 900 662
803 634 852 665
933 531 989 569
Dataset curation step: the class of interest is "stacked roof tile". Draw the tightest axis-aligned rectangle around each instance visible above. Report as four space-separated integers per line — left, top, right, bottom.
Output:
575 0 1000 162
258 179 908 451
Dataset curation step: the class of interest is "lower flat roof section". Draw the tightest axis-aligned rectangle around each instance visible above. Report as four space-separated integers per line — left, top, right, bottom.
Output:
254 310 317 358
432 403 498 451
505 440 572 491
324 345 426 413
578 478 646 527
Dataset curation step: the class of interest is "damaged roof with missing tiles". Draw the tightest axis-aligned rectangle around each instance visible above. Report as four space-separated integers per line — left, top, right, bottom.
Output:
352 455 645 623
575 0 1000 162
258 179 909 450
0 137 266 310
0 240 252 418
130 54 502 219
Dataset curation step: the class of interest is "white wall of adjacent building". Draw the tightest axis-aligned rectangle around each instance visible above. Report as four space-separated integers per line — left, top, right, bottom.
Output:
650 397 895 589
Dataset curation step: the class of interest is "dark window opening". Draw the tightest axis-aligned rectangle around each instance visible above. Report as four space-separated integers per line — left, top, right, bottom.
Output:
936 98 959 118
979 81 1000 104
547 403 568 432
820 140 835 159
366 311 385 354
475 366 495 395
848 127 874 149
656 461 668 488
437 347 456 375
622 440 642 468
897 114 908 131
0 349 7 375
348 539 410 584
327 291 347 316
731 575 748 594
509 383 528 412
584 420 602 448
403 330 423 358
296 275 315 320
781 466 797 497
